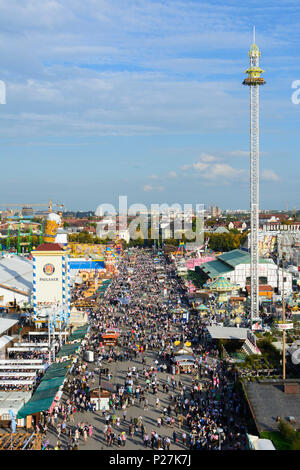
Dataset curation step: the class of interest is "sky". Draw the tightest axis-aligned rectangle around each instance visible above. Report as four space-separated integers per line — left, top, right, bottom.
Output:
0 0 300 211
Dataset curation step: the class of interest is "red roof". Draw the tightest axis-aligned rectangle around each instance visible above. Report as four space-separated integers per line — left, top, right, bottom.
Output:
232 221 244 228
246 285 273 292
35 243 64 252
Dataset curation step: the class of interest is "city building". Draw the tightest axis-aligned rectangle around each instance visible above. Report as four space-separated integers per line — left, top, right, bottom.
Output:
210 205 221 218
21 207 34 218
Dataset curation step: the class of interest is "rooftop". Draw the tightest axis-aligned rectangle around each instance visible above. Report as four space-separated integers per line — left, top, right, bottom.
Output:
246 382 300 432
206 326 249 340
0 255 32 292
35 243 64 252
218 249 272 268
0 317 19 336
199 249 273 280
200 259 232 279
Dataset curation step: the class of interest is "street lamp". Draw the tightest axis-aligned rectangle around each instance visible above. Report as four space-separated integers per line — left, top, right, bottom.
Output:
217 427 223 450
98 367 102 412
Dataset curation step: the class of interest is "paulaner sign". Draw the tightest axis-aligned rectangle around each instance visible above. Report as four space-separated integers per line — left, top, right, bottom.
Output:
32 245 69 312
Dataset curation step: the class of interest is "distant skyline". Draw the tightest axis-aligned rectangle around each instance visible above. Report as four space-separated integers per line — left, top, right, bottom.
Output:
0 0 299 210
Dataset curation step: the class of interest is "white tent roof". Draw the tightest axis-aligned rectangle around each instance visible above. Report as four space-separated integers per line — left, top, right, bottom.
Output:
0 372 36 377
255 439 276 450
0 391 32 415
0 318 18 336
0 365 45 370
0 255 33 292
173 355 195 362
0 380 34 385
0 359 43 364
7 347 49 352
0 391 31 401
0 334 13 349
206 326 249 340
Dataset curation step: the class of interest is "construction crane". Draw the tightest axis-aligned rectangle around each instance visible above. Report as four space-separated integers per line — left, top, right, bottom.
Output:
0 201 65 212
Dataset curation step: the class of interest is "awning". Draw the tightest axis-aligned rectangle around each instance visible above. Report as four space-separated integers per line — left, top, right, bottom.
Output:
68 325 89 341
17 396 55 419
56 343 80 358
37 376 65 391
30 386 59 402
17 361 71 419
177 361 196 366
172 355 195 362
42 361 71 380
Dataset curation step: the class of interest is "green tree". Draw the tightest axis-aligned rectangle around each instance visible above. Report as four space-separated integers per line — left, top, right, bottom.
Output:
278 420 297 443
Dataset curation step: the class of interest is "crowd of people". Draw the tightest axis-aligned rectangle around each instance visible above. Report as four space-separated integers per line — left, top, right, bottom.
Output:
42 247 249 450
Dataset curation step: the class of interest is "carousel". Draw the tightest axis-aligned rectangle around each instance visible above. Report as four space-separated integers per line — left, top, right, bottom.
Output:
195 303 210 316
204 277 235 304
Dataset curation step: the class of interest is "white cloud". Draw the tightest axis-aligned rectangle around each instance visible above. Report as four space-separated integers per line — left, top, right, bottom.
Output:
0 1 297 157
0 0 287 140
181 162 209 171
143 184 164 192
199 153 219 163
180 155 246 183
202 163 245 180
261 169 280 181
193 162 210 171
228 150 249 158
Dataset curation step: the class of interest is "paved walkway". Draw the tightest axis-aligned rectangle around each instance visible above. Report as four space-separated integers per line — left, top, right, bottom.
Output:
46 337 205 450
44 248 247 450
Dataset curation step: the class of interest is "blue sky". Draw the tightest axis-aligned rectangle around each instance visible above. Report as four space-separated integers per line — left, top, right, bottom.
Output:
0 0 299 211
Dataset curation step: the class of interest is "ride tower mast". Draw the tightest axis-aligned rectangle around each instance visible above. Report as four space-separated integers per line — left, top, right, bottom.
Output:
243 27 266 327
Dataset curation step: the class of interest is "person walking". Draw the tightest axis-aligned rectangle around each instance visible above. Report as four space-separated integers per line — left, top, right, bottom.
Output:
83 427 88 444
121 431 127 447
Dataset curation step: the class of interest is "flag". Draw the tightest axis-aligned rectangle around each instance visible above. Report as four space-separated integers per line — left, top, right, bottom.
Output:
8 409 16 433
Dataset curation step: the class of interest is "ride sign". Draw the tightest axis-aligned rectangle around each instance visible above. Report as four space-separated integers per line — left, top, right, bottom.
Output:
275 322 293 331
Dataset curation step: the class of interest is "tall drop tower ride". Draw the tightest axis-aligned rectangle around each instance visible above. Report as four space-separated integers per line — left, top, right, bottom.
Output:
243 28 265 327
